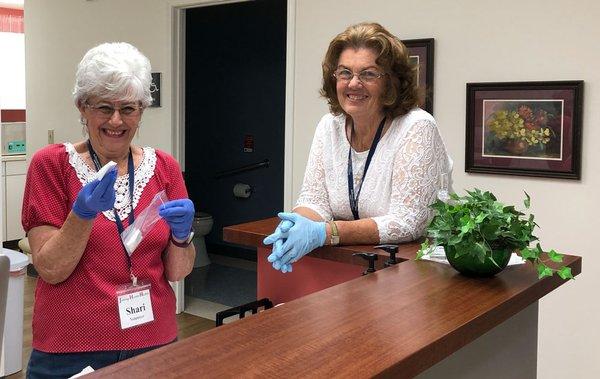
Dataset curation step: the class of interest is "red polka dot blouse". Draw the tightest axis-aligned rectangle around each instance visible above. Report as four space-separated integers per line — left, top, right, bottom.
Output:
22 144 188 352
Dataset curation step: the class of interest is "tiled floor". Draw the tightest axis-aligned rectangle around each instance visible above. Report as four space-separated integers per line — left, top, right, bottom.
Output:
183 253 257 324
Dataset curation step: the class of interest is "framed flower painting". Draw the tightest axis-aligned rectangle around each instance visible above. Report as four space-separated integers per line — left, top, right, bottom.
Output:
402 38 434 114
465 81 583 179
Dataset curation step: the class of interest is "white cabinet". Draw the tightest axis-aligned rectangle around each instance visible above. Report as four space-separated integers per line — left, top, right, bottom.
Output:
2 156 26 241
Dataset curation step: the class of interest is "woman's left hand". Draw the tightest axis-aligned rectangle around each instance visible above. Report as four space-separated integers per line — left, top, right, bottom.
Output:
159 199 195 240
264 212 326 272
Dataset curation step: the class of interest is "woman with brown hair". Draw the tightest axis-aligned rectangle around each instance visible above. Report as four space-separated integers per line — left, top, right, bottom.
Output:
264 22 452 272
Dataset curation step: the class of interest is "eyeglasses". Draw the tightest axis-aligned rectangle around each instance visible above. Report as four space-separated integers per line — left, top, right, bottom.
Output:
333 68 386 83
85 102 143 120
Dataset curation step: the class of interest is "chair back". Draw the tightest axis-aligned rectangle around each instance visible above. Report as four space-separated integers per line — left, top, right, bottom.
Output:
0 255 9 345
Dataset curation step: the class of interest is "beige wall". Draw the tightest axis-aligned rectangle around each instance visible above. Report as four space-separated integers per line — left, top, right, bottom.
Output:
25 0 176 155
25 0 599 377
294 2 599 377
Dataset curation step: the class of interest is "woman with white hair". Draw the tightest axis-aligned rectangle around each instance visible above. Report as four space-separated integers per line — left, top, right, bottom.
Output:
22 42 196 378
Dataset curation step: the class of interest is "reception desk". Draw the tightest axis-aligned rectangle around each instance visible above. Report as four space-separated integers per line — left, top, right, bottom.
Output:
224 218 423 304
90 218 581 378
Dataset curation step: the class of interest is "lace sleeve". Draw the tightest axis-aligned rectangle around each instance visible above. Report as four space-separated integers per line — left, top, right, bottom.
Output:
372 119 448 243
294 121 333 221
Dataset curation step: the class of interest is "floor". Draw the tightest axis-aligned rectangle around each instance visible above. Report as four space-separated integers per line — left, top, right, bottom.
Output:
183 253 257 321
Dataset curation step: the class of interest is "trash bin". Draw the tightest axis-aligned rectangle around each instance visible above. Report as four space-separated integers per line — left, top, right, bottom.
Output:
0 248 29 376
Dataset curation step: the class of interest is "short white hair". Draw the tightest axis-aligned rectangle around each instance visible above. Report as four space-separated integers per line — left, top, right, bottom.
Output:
73 42 153 108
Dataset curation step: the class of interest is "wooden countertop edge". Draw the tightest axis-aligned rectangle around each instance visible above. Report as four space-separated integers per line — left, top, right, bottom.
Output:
379 255 582 377
89 254 581 378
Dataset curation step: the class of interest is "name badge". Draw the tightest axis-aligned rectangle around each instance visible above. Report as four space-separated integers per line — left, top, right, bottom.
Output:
116 282 154 329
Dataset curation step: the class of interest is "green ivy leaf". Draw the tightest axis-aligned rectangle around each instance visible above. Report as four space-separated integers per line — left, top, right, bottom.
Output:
415 240 430 260
523 191 531 209
557 266 574 280
430 200 447 213
460 217 475 234
537 263 553 279
474 212 486 224
480 221 501 240
547 249 564 263
520 247 538 260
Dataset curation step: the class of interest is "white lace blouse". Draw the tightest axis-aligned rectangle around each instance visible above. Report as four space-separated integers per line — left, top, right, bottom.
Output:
295 108 452 243
64 142 157 222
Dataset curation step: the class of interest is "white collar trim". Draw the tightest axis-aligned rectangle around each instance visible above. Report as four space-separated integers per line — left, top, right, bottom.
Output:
64 142 157 222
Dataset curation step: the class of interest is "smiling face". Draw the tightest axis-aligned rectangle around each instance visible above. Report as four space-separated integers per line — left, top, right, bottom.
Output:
335 47 386 122
78 98 143 160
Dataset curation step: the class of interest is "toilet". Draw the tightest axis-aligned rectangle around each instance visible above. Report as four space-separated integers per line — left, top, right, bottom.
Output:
192 212 213 268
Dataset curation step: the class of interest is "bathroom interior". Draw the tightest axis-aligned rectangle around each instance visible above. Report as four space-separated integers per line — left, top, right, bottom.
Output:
182 0 287 321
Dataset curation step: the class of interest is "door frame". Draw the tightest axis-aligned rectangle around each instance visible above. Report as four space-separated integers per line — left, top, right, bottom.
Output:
170 0 295 313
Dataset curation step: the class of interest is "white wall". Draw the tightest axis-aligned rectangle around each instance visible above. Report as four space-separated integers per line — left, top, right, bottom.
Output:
25 0 175 154
293 2 599 376
25 0 599 377
0 32 25 109
1 28 25 244
24 0 247 156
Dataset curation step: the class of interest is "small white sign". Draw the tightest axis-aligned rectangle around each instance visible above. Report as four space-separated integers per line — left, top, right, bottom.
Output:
117 287 154 329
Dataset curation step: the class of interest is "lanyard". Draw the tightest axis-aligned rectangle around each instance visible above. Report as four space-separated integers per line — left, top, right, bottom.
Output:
86 140 135 273
347 117 386 220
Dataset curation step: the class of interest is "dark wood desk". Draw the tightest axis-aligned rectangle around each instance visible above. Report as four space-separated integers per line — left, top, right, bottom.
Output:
222 217 422 265
90 218 581 378
225 218 423 303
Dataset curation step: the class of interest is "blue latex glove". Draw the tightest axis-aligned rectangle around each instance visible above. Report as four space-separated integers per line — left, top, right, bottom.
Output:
263 219 294 272
159 199 195 240
274 259 293 273
265 212 326 270
72 168 117 220
264 219 294 257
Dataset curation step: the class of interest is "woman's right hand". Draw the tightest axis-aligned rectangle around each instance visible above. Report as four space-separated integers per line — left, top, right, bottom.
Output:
72 167 117 220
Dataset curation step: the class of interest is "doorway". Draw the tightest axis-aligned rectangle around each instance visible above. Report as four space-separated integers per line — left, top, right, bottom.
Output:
182 0 287 320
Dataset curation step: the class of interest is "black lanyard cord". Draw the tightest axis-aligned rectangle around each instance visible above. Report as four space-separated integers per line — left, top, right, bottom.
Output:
347 117 386 220
86 140 135 270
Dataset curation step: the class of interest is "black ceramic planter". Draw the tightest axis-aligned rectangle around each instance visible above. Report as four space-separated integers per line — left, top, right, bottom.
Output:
445 245 512 277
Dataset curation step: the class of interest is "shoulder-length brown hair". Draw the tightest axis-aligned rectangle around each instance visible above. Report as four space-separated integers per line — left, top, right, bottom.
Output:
320 22 419 119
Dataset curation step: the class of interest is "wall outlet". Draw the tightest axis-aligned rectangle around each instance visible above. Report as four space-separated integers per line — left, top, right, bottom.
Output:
47 129 54 144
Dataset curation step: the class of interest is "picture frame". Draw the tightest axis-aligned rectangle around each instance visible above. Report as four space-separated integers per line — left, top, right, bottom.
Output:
465 81 583 180
402 38 434 114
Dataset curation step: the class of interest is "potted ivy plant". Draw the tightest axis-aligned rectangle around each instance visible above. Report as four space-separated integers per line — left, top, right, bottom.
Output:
416 189 573 279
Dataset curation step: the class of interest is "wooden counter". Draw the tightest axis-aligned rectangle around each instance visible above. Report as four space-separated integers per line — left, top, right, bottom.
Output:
222 217 422 266
225 218 424 304
90 218 581 378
